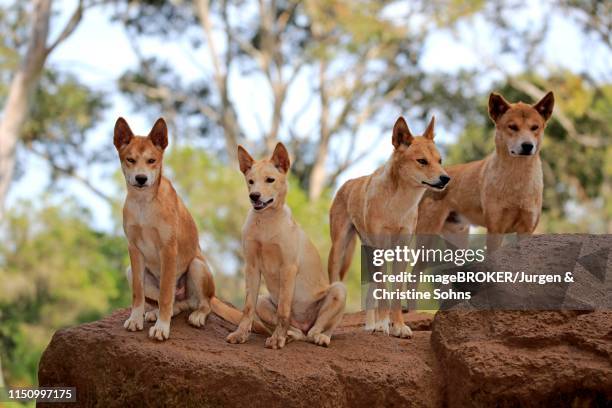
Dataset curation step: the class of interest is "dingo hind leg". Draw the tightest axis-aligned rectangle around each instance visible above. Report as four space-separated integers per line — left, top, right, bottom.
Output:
255 296 302 341
328 189 358 283
307 282 347 347
185 257 215 328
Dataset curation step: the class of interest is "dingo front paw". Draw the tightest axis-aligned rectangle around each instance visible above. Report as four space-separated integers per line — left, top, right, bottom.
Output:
390 322 413 339
124 307 144 331
188 310 209 328
149 319 170 341
265 328 287 350
308 331 330 347
226 329 249 344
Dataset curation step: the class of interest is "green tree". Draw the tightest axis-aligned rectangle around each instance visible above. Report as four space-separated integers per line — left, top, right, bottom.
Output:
114 0 486 200
0 200 128 387
0 0 108 217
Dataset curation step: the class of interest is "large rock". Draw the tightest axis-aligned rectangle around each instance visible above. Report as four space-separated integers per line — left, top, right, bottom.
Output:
38 310 440 408
428 234 612 407
38 234 612 406
431 310 612 407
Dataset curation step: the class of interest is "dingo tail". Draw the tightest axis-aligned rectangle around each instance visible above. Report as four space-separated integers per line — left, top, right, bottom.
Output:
210 297 270 335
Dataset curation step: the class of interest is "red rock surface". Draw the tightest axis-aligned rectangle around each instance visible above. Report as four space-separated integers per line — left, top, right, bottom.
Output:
38 310 440 407
431 310 612 407
38 307 612 407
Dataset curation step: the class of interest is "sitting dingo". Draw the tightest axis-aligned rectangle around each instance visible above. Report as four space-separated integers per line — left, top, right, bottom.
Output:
226 143 347 349
416 91 555 251
328 116 449 337
115 117 245 340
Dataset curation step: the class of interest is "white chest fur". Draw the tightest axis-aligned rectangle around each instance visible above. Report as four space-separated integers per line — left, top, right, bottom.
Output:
124 199 163 275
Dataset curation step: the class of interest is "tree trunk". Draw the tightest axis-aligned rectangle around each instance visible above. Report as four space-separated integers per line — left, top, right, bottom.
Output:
0 0 53 219
265 83 285 153
308 60 330 201
195 0 241 165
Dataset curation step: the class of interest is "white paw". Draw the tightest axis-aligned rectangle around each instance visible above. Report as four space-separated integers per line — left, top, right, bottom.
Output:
145 309 159 322
124 306 144 331
188 310 209 328
311 332 330 347
226 329 249 344
149 319 170 341
375 317 390 335
390 323 413 339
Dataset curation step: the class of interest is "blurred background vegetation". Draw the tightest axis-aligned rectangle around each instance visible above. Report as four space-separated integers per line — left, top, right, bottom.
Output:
0 0 610 393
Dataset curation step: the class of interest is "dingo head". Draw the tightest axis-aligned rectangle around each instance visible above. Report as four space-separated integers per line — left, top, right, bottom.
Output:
488 91 554 157
113 117 168 190
237 142 290 212
390 116 450 190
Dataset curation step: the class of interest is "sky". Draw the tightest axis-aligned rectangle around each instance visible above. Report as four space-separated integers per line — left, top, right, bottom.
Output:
5 0 611 231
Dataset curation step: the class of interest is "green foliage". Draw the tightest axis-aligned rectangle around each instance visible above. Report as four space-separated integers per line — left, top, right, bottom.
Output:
0 2 28 88
0 201 129 386
445 121 494 165
19 70 110 177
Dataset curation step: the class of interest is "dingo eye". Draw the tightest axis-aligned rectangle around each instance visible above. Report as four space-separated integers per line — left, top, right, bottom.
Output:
266 177 275 183
438 158 442 164
417 159 428 165
508 124 519 131
147 159 156 164
248 180 254 185
127 158 136 164
530 125 539 131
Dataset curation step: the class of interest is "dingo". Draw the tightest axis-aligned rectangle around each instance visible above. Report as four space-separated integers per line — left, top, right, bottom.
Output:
415 92 554 251
227 143 347 349
328 117 449 337
115 117 246 341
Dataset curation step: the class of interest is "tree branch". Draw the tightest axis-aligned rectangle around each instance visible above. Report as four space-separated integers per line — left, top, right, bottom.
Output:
45 0 85 56
120 80 221 123
195 0 241 161
195 0 224 86
29 147 113 204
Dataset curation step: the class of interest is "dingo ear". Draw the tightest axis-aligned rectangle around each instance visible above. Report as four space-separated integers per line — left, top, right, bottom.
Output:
237 145 254 174
149 118 168 150
488 93 511 122
392 116 413 148
424 116 435 140
114 117 133 150
271 142 290 173
533 91 554 121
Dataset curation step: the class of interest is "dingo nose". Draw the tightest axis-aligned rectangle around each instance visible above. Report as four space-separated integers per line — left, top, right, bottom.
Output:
249 192 261 202
135 175 148 185
439 175 451 186
520 143 534 155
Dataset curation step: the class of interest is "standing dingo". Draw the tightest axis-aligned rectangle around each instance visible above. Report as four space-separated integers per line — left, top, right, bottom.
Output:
415 92 555 251
328 117 449 337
